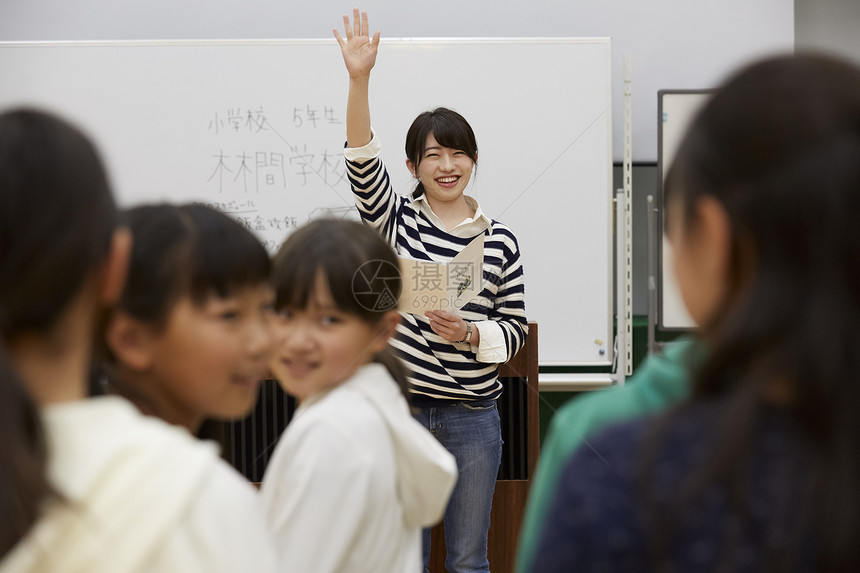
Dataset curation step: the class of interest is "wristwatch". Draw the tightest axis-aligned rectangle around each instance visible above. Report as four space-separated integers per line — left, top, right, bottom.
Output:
459 321 472 344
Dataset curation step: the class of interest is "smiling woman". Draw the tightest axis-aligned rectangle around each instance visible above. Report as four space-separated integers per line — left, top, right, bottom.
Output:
405 107 478 195
407 118 479 229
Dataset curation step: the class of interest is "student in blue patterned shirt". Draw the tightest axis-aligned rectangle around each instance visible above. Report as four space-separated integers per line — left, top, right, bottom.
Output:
533 53 860 572
334 9 527 573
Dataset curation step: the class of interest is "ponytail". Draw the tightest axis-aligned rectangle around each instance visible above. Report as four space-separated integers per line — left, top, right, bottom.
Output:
373 348 412 406
411 181 425 200
0 337 53 557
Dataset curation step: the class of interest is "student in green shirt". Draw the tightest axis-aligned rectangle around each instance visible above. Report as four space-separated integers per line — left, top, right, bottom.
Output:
515 337 699 572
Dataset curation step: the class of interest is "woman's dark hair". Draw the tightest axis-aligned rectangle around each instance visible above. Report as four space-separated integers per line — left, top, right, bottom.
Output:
648 53 860 570
271 219 409 397
0 109 118 556
405 107 478 200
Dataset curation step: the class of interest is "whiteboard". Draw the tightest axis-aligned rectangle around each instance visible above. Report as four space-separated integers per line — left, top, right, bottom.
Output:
657 90 715 330
0 38 613 365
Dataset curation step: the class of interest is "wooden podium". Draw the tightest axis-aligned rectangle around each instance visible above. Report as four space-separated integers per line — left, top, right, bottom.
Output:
429 322 539 573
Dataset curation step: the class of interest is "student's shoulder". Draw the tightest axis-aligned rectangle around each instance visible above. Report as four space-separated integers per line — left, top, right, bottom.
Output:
280 391 381 455
197 457 262 501
551 338 697 435
173 460 277 571
41 397 277 571
44 396 218 470
268 418 378 493
488 220 519 241
566 397 720 483
548 383 646 449
76 397 256 495
485 221 524 258
50 397 258 504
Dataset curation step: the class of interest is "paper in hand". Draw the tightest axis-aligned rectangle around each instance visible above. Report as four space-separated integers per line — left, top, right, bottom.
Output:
398 234 484 314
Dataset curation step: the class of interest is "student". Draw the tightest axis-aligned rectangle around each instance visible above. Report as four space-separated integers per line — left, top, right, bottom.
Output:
0 109 276 572
531 53 860 572
515 337 700 572
260 218 458 573
334 10 528 572
103 202 275 434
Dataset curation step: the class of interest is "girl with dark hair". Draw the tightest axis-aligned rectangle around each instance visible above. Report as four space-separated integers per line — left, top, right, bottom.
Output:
104 202 275 434
334 11 528 572
531 53 860 572
260 218 457 572
0 110 276 572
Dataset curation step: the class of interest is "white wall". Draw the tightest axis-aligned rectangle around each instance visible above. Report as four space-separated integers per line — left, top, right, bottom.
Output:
0 0 795 162
795 0 860 63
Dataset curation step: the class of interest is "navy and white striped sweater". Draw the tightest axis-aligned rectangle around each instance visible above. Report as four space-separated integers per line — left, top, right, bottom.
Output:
346 153 528 403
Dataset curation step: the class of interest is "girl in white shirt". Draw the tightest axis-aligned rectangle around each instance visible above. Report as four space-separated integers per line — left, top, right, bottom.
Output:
0 109 276 572
261 218 458 573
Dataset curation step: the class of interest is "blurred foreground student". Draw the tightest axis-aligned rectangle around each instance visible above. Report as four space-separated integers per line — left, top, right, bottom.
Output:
261 219 457 573
103 202 275 434
515 337 699 572
0 109 276 572
531 53 860 572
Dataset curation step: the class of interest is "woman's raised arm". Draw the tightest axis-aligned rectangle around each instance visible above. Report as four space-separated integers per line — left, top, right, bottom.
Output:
333 8 380 148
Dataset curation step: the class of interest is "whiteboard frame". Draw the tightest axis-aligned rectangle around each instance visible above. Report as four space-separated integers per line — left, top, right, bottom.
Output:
657 89 715 331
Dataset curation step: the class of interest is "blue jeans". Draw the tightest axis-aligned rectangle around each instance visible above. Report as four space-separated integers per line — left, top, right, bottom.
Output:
414 400 503 573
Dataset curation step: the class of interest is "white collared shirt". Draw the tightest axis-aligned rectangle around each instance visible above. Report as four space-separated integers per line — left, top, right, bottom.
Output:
411 194 492 237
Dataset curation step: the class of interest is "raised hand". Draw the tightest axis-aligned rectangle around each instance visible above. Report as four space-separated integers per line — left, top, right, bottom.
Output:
333 8 381 79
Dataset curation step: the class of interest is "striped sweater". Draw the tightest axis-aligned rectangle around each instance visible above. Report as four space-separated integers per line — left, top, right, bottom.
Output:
346 148 528 403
